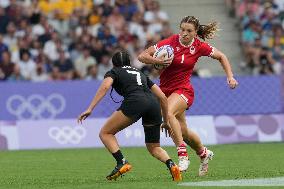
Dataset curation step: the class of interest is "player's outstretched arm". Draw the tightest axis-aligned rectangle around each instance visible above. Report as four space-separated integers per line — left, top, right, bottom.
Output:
210 48 238 89
77 77 113 124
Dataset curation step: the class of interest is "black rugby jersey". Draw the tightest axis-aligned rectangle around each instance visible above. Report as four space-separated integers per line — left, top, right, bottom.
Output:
104 66 155 98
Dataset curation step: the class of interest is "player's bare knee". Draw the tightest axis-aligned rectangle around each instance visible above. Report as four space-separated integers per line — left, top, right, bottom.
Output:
168 112 176 120
146 143 159 156
99 129 110 140
146 145 155 156
99 130 105 140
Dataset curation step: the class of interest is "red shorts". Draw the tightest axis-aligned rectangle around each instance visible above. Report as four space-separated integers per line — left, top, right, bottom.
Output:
160 86 194 108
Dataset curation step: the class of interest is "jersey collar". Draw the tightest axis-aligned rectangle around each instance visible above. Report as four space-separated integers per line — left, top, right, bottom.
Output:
178 34 195 48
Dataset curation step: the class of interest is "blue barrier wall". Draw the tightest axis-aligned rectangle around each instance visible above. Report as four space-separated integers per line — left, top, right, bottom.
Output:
0 75 281 121
189 75 281 115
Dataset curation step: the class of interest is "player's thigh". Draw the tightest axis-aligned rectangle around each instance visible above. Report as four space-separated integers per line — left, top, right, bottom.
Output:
167 93 188 116
100 110 134 135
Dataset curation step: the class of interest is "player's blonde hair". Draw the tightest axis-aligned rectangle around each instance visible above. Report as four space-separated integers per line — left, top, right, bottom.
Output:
180 16 219 40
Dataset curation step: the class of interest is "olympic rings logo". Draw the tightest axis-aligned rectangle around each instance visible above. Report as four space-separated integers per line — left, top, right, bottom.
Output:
6 94 66 120
48 126 86 144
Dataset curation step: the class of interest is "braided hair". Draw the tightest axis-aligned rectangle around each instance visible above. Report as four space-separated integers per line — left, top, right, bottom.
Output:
112 51 130 67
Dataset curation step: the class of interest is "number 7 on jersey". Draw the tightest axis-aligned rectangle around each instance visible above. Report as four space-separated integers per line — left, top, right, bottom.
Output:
127 70 142 85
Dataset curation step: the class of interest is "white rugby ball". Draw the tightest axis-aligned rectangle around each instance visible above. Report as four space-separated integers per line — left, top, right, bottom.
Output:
153 45 174 70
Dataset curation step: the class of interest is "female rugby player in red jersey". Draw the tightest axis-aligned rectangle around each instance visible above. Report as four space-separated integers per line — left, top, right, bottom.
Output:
138 16 238 175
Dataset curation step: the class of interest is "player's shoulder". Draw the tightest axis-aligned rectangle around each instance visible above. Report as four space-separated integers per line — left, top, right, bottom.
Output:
170 34 179 40
120 66 143 74
168 34 179 44
121 65 139 71
163 34 179 44
193 37 210 48
192 37 202 47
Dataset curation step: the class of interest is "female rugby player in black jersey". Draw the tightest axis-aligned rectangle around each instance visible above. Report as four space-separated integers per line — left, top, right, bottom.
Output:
78 51 182 181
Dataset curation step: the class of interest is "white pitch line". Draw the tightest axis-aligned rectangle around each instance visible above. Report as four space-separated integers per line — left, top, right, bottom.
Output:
179 177 284 186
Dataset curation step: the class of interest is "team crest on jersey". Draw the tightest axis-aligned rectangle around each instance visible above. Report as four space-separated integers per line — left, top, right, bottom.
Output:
190 46 195 54
176 47 180 52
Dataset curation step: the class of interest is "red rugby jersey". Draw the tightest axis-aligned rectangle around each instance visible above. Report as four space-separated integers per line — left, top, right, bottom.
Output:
154 34 214 90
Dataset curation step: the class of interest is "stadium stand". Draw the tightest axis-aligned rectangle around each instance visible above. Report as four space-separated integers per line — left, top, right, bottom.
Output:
1 0 282 80
0 0 173 82
226 0 284 75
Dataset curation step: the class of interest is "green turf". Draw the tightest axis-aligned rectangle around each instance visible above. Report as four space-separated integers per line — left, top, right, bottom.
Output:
0 143 283 189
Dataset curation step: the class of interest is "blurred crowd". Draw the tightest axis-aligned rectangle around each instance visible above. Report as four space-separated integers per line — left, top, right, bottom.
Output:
0 0 172 82
226 0 284 75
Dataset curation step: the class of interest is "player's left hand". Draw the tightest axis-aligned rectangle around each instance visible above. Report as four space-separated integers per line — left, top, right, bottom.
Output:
227 77 238 89
77 109 92 124
161 122 173 137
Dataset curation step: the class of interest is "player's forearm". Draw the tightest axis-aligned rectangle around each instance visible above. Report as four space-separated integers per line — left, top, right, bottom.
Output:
219 55 234 79
159 97 169 123
138 52 162 65
87 86 109 111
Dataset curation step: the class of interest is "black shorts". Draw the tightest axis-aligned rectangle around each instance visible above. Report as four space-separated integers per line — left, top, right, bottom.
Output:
118 95 162 126
118 94 162 143
143 124 160 143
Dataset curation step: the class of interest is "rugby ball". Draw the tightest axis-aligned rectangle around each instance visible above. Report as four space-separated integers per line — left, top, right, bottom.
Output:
153 45 174 70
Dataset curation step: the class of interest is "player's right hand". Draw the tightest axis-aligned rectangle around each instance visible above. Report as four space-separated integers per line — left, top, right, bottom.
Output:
77 109 92 124
227 77 238 89
156 57 172 67
161 121 173 137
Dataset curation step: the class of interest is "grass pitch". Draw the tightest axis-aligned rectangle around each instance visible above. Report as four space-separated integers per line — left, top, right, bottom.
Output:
0 143 283 189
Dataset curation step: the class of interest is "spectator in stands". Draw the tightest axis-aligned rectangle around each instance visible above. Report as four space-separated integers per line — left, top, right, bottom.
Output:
34 48 52 73
5 0 21 24
98 0 114 17
89 15 109 37
0 7 9 34
69 41 83 63
74 47 96 79
129 12 147 47
116 0 140 21
3 22 17 54
43 32 61 61
0 34 8 61
53 50 74 80
97 54 112 80
0 51 14 80
97 26 117 52
90 38 108 63
8 64 24 81
31 63 50 82
18 50 36 80
85 64 98 80
88 6 101 26
107 6 126 36
144 0 169 35
258 47 275 74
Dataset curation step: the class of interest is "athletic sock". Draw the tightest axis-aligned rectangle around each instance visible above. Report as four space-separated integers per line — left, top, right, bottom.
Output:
165 159 175 169
197 147 207 159
177 142 188 157
112 150 125 165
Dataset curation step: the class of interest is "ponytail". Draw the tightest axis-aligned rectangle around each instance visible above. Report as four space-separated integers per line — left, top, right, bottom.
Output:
197 22 219 40
180 16 219 40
